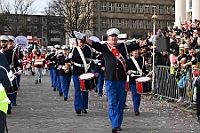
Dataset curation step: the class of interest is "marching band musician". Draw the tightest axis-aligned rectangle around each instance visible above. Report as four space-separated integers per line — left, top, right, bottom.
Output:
22 49 31 75
70 39 93 115
73 28 153 133
46 48 57 91
8 35 23 107
0 35 21 114
126 50 148 116
32 49 45 84
55 46 71 101
93 51 105 97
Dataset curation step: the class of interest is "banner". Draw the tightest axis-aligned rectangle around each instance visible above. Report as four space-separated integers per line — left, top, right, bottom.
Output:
14 35 28 49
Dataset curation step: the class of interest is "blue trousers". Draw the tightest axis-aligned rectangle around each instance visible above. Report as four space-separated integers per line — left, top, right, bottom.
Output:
72 75 88 110
57 76 62 93
130 84 141 113
49 69 57 88
105 80 125 128
96 72 104 95
59 74 71 98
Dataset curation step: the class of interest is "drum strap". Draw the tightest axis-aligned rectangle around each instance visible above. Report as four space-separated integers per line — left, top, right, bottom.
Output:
77 46 88 72
130 56 143 76
107 44 126 73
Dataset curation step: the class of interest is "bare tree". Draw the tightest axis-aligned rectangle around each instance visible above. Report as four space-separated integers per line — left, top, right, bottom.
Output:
44 0 97 38
0 0 35 36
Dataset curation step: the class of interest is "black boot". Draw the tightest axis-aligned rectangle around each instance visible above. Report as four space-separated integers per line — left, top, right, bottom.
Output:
39 79 41 83
75 110 81 115
59 92 63 96
112 128 118 133
82 109 87 114
64 97 68 101
35 80 38 84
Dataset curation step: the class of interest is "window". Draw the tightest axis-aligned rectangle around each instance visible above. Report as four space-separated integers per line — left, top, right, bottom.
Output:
159 21 163 28
109 3 114 12
132 20 136 28
166 21 169 26
166 6 170 14
43 17 46 21
117 19 122 28
102 2 107 11
124 4 129 12
82 5 86 12
110 19 114 27
17 26 22 31
101 19 107 28
139 20 143 28
131 4 136 13
189 0 192 10
43 38 46 42
27 17 31 21
124 19 129 28
159 6 163 14
117 3 122 12
172 6 175 14
34 26 38 32
145 5 150 13
152 6 156 14
34 17 38 22
146 20 150 29
43 27 46 32
138 5 143 13
27 26 31 32
4 26 8 32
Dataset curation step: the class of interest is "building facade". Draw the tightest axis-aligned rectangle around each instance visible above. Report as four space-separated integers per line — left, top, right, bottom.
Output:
0 14 65 47
175 0 200 26
91 0 175 40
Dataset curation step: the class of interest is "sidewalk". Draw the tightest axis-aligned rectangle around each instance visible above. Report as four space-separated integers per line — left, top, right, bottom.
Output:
6 73 200 133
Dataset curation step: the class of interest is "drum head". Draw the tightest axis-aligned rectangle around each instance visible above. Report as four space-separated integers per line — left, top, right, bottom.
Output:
79 73 94 80
136 77 151 82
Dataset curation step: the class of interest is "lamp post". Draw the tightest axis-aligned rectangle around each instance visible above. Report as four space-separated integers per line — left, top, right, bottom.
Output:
151 14 157 103
98 0 101 39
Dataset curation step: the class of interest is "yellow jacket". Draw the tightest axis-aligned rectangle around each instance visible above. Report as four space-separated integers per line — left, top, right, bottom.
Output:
0 83 10 114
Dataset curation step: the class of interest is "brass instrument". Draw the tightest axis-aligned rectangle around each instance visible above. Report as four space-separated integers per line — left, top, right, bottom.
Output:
65 63 71 73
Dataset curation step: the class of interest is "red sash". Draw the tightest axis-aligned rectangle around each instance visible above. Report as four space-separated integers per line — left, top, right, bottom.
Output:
107 44 126 73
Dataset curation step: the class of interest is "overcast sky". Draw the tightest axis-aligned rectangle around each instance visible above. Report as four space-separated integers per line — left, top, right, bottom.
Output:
9 0 50 15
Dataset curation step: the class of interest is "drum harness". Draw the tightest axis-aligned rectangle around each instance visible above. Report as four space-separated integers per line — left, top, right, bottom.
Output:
72 46 93 73
129 56 144 77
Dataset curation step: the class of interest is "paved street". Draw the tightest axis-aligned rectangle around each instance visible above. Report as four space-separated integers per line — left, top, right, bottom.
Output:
6 73 200 133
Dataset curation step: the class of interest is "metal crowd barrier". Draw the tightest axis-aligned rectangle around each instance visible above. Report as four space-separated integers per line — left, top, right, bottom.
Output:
154 66 199 104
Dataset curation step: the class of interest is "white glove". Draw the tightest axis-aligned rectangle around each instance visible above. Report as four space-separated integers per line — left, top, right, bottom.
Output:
68 53 73 59
57 65 62 70
62 66 66 70
17 70 22 75
93 59 100 64
73 31 83 40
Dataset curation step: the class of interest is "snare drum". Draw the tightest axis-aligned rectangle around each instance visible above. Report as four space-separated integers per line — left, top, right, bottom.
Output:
79 73 98 92
136 77 152 94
